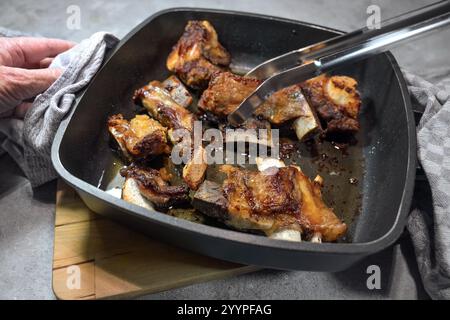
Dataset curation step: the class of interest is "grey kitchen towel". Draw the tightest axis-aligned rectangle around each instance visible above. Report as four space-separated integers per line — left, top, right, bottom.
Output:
405 71 450 300
0 32 118 186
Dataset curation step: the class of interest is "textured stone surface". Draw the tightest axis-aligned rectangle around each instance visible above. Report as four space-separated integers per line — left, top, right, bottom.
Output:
1 0 446 299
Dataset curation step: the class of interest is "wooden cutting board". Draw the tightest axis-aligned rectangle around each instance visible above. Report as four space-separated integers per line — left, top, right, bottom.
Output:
52 180 257 300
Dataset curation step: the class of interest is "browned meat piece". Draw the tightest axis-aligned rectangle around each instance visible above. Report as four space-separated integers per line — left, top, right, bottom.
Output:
167 20 231 88
221 164 346 241
256 84 321 141
301 74 361 134
193 162 347 242
107 114 170 161
220 164 302 236
198 72 262 118
120 165 189 208
182 146 208 190
133 82 195 143
198 73 321 140
256 84 313 124
140 76 193 108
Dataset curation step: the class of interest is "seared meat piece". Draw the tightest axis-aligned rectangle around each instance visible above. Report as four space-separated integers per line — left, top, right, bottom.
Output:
107 114 170 161
198 72 320 140
256 84 313 124
222 164 346 241
133 82 195 143
139 76 193 109
193 162 347 242
182 146 208 190
167 20 231 88
301 74 361 134
256 84 321 141
220 164 304 236
122 166 205 223
121 165 189 208
134 80 208 190
198 72 261 118
194 180 302 238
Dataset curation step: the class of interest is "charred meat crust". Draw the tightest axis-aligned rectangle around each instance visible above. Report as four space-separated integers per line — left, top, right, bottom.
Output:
300 75 361 134
133 83 195 134
120 165 189 207
221 165 302 233
107 114 170 160
193 165 347 242
133 131 169 157
198 71 262 118
220 165 347 241
177 60 223 89
167 20 231 89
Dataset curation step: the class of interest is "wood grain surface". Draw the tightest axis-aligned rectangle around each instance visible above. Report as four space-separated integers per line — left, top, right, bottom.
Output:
52 180 257 300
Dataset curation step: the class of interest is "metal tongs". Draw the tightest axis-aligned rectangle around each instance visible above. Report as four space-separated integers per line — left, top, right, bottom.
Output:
228 0 450 126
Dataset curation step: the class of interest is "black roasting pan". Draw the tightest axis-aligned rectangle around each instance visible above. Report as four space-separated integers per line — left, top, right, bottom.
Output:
51 8 416 271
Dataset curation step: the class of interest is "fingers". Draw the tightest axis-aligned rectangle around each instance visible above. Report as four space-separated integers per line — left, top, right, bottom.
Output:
14 101 33 118
0 37 75 68
39 57 54 68
0 66 62 109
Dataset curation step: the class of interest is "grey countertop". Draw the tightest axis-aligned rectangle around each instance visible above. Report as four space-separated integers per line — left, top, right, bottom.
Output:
1 0 447 300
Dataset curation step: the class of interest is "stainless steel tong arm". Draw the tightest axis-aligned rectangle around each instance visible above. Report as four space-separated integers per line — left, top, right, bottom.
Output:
228 0 450 126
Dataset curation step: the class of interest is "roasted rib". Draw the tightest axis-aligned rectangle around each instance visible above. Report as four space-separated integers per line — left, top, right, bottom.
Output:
198 72 261 118
193 160 347 242
167 20 231 89
134 78 209 190
107 114 170 161
256 84 321 141
255 84 314 124
133 81 195 143
301 74 361 134
122 171 204 223
198 72 320 140
121 164 189 208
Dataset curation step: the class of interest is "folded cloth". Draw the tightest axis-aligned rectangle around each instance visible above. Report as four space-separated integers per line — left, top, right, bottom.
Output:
0 31 119 186
405 71 450 300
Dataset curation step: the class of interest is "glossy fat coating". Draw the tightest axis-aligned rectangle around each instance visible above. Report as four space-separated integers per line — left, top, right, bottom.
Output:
107 114 170 161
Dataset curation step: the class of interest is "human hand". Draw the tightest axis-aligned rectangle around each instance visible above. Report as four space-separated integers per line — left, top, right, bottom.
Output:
0 37 75 118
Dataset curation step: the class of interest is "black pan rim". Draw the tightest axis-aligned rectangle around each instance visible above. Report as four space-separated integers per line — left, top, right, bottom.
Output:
51 7 416 255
